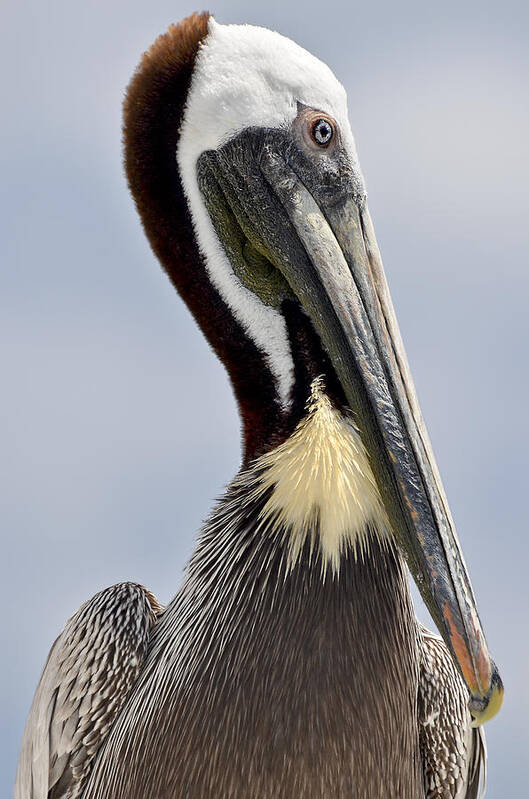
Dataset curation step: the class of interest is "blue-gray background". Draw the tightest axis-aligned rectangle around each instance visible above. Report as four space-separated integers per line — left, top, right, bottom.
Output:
2 0 528 793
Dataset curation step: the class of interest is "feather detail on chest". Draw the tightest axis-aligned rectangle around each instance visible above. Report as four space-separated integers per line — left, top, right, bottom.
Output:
253 378 390 572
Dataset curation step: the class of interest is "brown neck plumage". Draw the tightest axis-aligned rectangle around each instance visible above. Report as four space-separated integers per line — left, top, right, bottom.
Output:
123 13 289 461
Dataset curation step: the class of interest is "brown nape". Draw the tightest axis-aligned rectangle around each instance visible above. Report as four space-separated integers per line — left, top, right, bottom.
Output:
123 13 283 462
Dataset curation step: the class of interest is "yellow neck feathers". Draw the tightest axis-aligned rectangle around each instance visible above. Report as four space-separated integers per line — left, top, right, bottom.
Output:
254 378 390 573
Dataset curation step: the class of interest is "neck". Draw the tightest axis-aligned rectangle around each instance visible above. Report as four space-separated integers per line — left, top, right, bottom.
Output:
123 15 349 463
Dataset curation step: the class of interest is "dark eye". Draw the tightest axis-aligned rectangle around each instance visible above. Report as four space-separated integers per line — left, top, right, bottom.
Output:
311 117 334 146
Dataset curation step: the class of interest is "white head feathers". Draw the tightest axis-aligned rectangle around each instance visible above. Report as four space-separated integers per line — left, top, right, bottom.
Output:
178 19 362 408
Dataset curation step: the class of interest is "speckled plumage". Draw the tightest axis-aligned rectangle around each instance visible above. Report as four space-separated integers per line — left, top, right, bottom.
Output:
419 628 486 799
14 583 162 799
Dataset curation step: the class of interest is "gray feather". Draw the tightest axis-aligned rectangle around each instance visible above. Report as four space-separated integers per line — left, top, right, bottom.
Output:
419 627 487 799
14 582 162 799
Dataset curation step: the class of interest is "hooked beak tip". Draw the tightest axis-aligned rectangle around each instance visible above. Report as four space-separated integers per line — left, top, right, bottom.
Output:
470 665 504 726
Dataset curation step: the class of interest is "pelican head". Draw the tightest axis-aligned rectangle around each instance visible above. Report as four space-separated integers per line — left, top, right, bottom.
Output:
124 13 502 725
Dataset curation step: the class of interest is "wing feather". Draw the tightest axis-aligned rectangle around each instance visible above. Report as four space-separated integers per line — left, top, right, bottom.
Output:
15 582 162 799
419 626 487 799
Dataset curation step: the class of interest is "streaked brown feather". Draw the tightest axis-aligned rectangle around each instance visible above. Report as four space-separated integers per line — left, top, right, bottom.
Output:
14 582 161 799
419 627 486 799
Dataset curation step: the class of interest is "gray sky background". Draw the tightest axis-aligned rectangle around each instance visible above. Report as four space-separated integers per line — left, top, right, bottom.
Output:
2 0 528 793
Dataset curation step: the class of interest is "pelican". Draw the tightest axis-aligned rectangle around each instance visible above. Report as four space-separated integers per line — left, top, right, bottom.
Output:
15 12 503 799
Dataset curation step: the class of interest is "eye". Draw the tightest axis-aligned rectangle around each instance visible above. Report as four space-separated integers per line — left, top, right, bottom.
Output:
310 117 335 147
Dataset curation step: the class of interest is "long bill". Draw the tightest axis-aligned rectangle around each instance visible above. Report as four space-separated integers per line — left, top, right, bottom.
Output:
197 133 503 724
